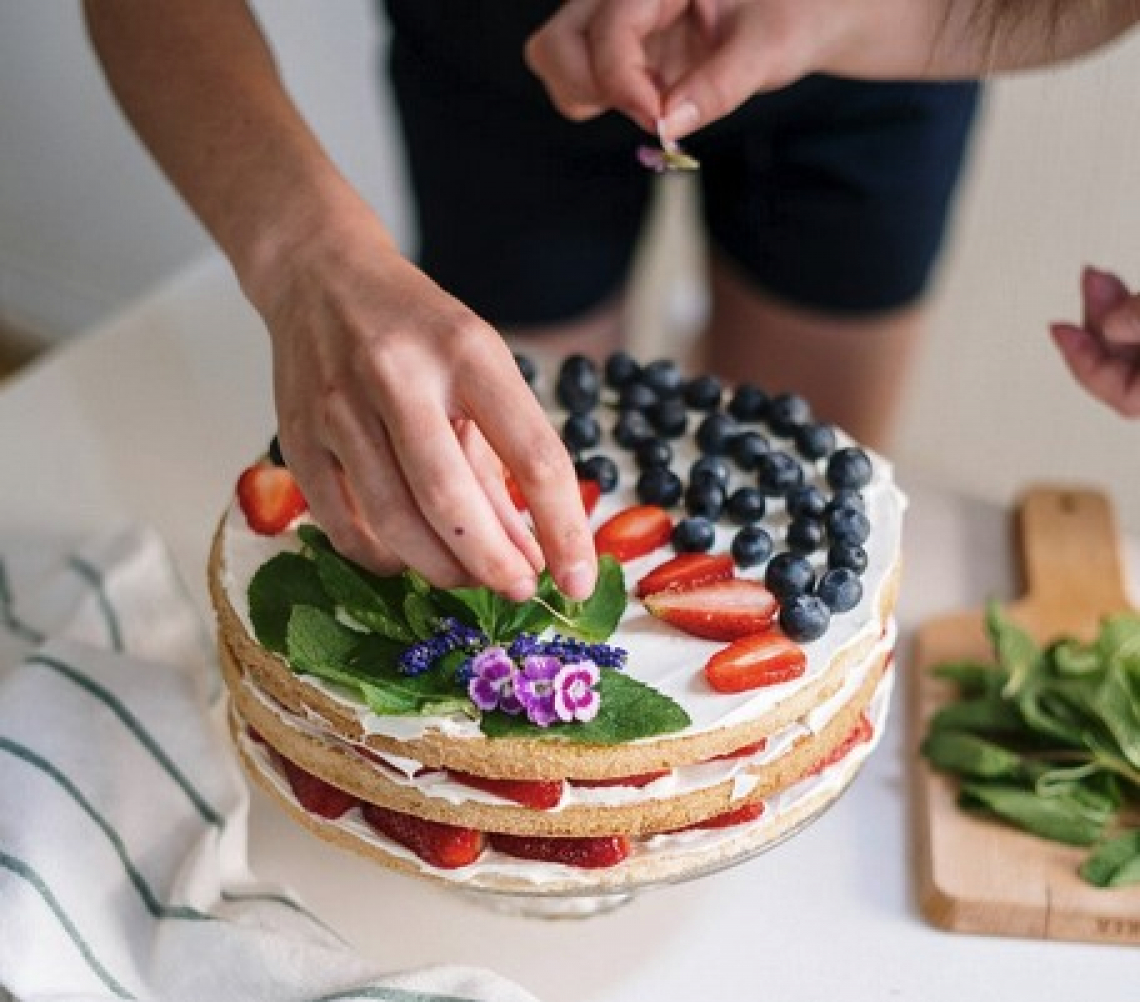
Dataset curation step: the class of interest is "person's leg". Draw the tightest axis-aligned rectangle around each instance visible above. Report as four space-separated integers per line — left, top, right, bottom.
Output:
693 77 981 452
698 256 924 451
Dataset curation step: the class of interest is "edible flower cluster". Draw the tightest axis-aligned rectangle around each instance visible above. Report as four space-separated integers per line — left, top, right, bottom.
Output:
397 618 627 728
461 633 627 728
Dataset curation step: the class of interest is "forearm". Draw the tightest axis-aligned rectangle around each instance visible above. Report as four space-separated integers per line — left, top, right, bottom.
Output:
840 0 1140 80
82 0 389 312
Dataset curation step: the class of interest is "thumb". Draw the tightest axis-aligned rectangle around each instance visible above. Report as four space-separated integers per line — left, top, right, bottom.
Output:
1100 294 1140 353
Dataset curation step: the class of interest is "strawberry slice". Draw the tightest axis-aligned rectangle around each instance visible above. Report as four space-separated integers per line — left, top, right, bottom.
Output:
678 801 766 831
236 462 308 535
271 752 358 820
708 737 769 762
447 770 563 810
570 769 671 789
635 552 735 598
645 578 778 641
506 475 602 517
805 712 874 778
488 832 631 869
594 504 673 562
361 803 485 869
704 629 807 693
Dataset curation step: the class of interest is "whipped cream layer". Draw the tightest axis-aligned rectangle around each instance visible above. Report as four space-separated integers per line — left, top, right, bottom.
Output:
236 667 893 892
220 412 904 746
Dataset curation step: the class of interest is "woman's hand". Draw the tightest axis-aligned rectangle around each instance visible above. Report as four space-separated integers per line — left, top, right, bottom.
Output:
1050 266 1140 418
258 212 599 601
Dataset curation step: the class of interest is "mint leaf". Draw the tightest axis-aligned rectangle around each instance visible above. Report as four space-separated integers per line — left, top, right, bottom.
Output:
1079 830 1140 888
985 601 1039 698
248 552 334 654
958 782 1106 847
286 604 363 674
921 730 1024 780
479 668 689 744
545 555 627 642
305 536 415 643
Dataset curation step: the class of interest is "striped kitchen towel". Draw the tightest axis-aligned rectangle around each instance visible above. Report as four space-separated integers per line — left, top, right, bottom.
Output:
0 525 539 1002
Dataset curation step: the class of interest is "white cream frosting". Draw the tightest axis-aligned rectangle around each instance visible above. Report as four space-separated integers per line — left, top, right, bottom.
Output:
220 410 905 746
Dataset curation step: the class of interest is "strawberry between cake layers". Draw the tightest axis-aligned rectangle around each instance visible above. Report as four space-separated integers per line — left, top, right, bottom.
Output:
208 353 904 892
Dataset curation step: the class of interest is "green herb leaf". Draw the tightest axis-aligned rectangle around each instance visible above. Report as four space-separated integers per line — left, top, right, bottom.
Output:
479 667 689 744
544 555 627 642
1079 830 1140 888
985 601 1039 698
286 604 364 674
958 782 1106 847
248 552 334 654
921 730 1024 780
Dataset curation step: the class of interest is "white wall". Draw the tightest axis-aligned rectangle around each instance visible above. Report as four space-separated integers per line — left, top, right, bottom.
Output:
1 4 1137 533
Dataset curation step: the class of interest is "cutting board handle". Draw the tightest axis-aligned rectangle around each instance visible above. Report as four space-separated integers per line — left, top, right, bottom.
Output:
1011 486 1132 635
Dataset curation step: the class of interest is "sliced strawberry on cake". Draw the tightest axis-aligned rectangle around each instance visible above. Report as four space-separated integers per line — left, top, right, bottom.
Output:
236 463 308 535
271 752 357 820
447 770 564 810
704 629 807 693
635 552 735 598
594 504 673 562
644 578 778 640
361 803 485 869
488 833 631 869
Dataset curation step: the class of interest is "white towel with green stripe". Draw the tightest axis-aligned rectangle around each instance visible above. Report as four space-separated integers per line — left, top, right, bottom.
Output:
0 526 540 1002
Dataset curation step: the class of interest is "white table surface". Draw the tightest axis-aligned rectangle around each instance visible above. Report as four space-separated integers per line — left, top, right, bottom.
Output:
2 254 1137 1000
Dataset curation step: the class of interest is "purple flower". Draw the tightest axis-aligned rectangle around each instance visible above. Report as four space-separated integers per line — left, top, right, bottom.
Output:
466 647 522 715
514 654 562 727
637 145 669 172
553 660 600 723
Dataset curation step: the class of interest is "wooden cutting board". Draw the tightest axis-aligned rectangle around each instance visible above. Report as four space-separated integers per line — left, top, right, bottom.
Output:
909 485 1140 945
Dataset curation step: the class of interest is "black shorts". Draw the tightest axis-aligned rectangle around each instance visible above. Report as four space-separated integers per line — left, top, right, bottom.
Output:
383 1 981 326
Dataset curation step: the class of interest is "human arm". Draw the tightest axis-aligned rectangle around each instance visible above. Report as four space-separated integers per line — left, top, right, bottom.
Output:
83 0 598 600
1050 267 1140 418
525 0 1140 139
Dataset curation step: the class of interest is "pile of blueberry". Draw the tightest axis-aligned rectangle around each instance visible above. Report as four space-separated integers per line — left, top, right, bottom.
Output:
518 351 877 644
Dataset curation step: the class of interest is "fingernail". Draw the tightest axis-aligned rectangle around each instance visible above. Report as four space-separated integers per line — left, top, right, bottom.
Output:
561 561 596 601
505 576 538 603
659 100 699 141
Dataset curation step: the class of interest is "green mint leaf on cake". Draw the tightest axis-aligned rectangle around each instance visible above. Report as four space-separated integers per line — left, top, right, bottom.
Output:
248 552 334 654
541 555 627 643
287 604 364 674
479 667 690 744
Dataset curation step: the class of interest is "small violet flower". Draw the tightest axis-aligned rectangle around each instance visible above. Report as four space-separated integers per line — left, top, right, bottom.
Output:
514 654 562 728
553 660 600 724
466 647 522 716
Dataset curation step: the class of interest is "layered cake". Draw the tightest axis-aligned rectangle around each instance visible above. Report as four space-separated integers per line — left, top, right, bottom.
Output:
209 353 904 902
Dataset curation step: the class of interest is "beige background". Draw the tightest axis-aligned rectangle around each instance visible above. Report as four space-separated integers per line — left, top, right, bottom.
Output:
0 4 1137 533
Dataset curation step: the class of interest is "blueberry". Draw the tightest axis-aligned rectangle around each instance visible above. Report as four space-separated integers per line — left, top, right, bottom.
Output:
826 447 873 491
731 526 774 568
727 383 769 422
767 393 812 437
514 352 538 387
756 451 804 496
604 350 641 389
556 354 601 413
683 374 723 411
795 422 837 460
673 516 716 554
636 467 683 507
786 516 826 555
576 454 620 493
613 410 655 449
689 455 731 488
785 484 827 520
726 486 766 525
729 430 770 471
828 542 869 576
562 413 601 452
268 434 286 467
825 489 866 515
826 506 871 546
648 398 689 439
695 413 740 455
642 359 684 398
635 438 673 470
779 593 831 642
685 480 726 520
817 568 863 613
618 380 659 411
765 551 816 599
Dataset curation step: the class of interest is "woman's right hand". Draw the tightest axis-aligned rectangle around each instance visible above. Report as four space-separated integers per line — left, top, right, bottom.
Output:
250 209 599 602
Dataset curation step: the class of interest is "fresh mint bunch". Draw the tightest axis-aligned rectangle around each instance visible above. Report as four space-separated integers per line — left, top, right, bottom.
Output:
922 602 1140 888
